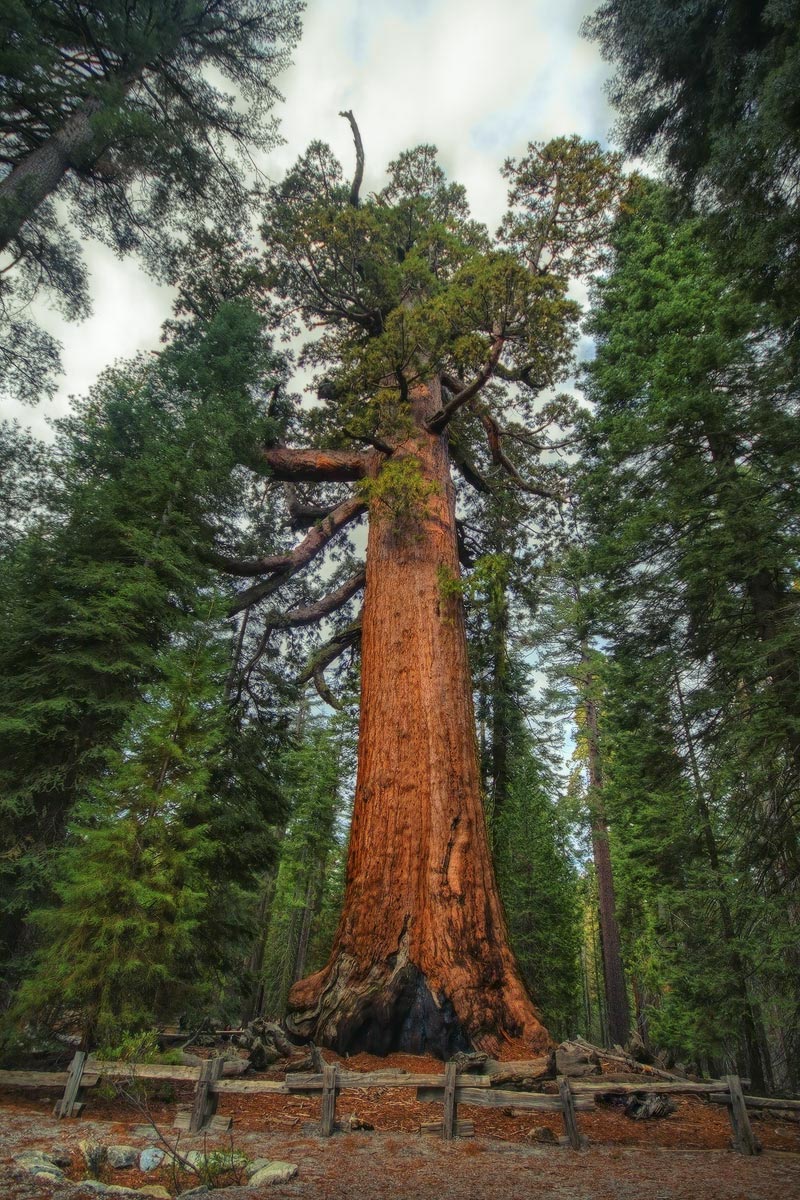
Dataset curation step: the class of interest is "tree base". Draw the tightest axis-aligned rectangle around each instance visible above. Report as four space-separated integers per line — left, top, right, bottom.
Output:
285 951 472 1058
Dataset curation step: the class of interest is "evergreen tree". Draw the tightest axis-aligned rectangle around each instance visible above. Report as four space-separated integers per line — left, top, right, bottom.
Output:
15 612 279 1044
0 300 289 998
201 121 624 1055
578 180 800 1085
0 0 302 399
599 647 779 1087
583 0 800 322
259 711 353 1019
580 179 800 886
494 730 582 1042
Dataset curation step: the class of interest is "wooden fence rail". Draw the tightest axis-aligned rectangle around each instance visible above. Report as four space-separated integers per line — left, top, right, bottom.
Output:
1 1057 796 1154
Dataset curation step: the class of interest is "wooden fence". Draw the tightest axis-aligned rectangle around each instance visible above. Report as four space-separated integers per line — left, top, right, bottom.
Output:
2 1055 799 1155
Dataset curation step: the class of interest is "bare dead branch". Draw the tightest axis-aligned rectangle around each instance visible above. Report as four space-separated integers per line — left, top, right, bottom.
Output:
312 666 343 709
272 571 365 628
298 617 362 707
456 519 476 569
339 109 365 208
448 436 493 495
298 618 362 682
343 426 395 455
225 496 366 614
283 482 337 530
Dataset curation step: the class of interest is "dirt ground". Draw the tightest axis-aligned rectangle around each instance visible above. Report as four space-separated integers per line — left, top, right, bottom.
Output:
1 1049 799 1199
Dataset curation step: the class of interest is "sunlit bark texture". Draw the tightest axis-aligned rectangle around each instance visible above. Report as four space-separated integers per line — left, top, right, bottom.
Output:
285 386 549 1057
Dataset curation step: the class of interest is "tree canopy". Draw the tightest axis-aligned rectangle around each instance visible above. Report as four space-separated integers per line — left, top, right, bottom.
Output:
0 0 302 400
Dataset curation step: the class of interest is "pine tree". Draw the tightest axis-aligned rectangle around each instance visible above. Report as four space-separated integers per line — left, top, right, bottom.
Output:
0 300 289 997
259 712 352 1019
14 613 275 1044
580 178 800 884
0 0 301 399
494 733 582 1042
583 0 800 323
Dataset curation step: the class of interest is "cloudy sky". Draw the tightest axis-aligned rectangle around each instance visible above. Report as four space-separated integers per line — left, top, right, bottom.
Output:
4 0 615 436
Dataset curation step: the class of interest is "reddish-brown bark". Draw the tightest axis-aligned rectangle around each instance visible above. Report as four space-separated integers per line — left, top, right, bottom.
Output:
285 383 550 1058
261 447 370 482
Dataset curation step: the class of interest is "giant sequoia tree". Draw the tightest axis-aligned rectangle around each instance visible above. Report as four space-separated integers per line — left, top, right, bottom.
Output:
211 120 622 1056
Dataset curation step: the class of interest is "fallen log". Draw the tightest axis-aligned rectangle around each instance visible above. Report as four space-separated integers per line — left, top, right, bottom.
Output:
483 1053 556 1088
572 1079 730 1096
287 1070 491 1091
570 1036 688 1083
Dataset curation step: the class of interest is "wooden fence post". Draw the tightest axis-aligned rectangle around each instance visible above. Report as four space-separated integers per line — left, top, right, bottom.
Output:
557 1074 585 1151
189 1057 223 1134
442 1062 458 1141
725 1074 760 1155
320 1063 338 1137
55 1051 87 1118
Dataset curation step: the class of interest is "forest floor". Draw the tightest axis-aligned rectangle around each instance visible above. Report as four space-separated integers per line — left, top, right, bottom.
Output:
1 1049 799 1198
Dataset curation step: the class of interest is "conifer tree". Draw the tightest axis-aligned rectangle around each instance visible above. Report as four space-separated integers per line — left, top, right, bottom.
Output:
259 713 352 1019
203 122 624 1055
0 300 289 998
15 613 275 1043
584 0 800 322
0 0 302 399
580 179 800 886
579 178 800 1086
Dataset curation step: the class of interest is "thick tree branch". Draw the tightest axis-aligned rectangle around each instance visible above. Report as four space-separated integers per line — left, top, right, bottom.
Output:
272 571 366 629
339 110 365 208
283 482 337 530
426 335 505 433
456 519 477 569
480 413 566 501
448 436 493 495
261 446 370 482
343 426 395 455
494 361 550 391
223 496 366 614
298 618 362 709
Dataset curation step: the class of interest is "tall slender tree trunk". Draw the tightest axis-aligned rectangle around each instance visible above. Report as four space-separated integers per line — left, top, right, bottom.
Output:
672 663 771 1093
0 97 106 250
285 383 549 1057
580 647 631 1048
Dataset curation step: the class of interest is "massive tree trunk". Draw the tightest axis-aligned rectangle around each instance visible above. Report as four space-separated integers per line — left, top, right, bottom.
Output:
285 382 549 1058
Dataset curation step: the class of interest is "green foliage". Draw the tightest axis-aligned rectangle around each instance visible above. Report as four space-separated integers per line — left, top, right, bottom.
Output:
583 0 800 321
495 749 582 1040
0 301 289 1000
580 179 800 881
577 182 800 1081
260 132 622 452
0 420 52 552
96 1029 160 1064
355 456 438 534
14 615 275 1043
0 0 302 399
259 713 351 1018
